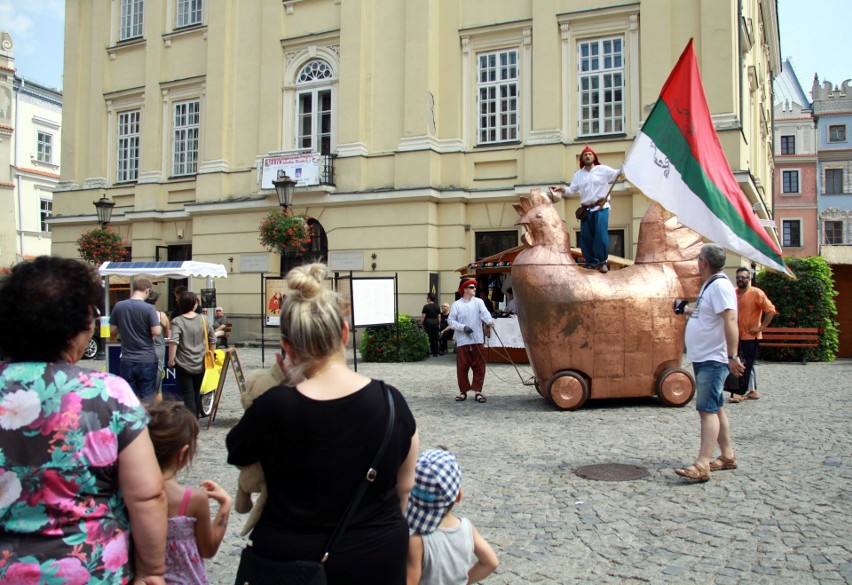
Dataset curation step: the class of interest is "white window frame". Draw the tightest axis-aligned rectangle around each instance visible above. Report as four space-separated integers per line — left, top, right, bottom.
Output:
828 124 847 143
172 99 200 176
116 109 141 183
559 6 639 142
782 219 802 248
36 131 52 164
159 78 205 180
295 60 334 154
460 23 531 149
40 198 52 233
476 48 520 145
119 0 144 41
176 0 203 28
576 36 625 136
781 169 800 194
282 42 339 155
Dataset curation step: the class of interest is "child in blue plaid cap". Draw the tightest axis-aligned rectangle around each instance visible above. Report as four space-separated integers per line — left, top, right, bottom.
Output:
405 448 498 584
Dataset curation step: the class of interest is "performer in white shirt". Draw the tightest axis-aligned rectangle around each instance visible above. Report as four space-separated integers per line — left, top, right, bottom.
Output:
550 145 621 273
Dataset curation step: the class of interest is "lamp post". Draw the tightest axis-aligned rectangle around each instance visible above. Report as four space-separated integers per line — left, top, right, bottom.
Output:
93 196 116 228
272 170 297 275
92 196 115 360
272 170 296 211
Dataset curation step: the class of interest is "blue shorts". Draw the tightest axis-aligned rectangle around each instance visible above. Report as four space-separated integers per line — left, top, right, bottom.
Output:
692 360 727 413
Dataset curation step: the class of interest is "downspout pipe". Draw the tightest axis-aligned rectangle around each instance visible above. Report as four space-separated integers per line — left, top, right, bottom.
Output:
14 77 23 258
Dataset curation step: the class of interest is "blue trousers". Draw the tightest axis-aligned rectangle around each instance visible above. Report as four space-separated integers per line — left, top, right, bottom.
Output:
580 208 610 267
119 360 159 401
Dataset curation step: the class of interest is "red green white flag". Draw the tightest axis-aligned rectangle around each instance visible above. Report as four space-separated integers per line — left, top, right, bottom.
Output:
622 40 792 276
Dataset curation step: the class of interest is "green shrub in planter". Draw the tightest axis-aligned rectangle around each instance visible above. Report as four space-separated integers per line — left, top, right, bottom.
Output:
359 314 429 362
755 256 839 362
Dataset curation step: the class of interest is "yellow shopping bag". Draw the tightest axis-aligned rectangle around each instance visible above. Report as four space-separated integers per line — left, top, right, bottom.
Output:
200 349 226 395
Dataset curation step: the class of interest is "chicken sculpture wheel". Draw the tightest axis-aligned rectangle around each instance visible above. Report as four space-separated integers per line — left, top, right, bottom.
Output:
512 188 705 410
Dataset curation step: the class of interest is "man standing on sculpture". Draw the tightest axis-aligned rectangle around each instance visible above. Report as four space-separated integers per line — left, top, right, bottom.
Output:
448 279 494 404
674 244 744 482
729 267 777 403
110 277 162 401
549 145 621 273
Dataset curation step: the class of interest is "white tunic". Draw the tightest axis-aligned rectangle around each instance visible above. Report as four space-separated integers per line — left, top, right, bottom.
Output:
566 164 621 209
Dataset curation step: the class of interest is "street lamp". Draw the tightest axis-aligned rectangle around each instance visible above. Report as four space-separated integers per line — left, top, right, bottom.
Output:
92 195 115 361
272 170 296 211
93 196 116 227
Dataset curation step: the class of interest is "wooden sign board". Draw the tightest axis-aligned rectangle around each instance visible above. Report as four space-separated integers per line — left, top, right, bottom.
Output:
207 348 248 428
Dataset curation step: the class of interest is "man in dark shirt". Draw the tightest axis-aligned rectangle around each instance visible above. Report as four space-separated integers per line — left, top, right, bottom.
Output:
110 277 161 400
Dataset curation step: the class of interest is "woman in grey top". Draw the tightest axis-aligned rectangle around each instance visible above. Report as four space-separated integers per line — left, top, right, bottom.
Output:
168 291 214 417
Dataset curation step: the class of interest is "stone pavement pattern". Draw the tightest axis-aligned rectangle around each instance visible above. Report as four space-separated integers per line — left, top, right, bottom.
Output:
91 349 851 584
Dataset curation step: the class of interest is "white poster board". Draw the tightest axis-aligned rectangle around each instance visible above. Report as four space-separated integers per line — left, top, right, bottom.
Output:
261 153 322 188
351 277 396 327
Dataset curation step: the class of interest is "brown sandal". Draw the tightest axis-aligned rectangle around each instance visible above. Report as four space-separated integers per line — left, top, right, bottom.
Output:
674 462 710 482
709 455 737 471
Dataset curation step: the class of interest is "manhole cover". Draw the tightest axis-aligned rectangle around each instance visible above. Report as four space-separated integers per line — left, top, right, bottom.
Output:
574 463 649 481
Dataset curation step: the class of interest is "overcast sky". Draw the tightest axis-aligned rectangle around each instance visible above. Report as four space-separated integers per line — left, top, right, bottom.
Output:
3 0 850 97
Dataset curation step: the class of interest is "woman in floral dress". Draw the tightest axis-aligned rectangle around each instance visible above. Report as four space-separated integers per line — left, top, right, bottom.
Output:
0 256 167 585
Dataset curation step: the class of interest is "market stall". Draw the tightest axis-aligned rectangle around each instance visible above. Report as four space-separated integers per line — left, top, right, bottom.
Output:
98 261 228 375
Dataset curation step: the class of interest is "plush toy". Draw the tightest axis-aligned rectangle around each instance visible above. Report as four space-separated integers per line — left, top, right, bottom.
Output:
234 351 302 535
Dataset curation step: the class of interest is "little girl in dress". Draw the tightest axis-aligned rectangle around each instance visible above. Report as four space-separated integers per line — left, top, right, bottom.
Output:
147 402 232 584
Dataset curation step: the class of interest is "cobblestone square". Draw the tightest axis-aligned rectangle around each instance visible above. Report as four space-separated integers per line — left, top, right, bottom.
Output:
98 349 850 584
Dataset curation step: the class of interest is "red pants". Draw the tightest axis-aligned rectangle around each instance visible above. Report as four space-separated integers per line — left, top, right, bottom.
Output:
456 344 486 394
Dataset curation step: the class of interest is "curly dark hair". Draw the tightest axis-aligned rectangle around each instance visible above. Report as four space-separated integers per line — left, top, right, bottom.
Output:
0 256 102 361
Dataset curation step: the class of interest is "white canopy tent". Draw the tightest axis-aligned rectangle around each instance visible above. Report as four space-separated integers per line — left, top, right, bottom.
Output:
98 261 228 369
98 261 228 280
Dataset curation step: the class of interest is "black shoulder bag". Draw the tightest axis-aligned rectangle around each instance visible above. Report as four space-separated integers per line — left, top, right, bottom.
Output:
234 383 397 585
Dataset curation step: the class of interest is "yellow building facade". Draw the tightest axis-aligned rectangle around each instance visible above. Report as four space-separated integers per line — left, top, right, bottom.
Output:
52 0 780 336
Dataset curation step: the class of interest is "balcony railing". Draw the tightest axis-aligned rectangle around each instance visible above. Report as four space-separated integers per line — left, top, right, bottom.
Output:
320 153 336 186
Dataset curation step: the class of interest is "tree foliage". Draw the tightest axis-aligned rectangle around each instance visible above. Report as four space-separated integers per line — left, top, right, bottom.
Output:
755 256 839 362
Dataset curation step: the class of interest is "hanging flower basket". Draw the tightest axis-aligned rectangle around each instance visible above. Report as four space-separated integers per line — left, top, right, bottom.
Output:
76 226 128 265
258 208 312 254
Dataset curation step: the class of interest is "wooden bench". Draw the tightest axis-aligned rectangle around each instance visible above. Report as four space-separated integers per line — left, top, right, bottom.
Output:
216 323 232 348
760 327 819 364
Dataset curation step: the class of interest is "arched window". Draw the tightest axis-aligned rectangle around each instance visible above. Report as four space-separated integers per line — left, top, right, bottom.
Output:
304 219 328 264
296 59 333 154
280 219 328 274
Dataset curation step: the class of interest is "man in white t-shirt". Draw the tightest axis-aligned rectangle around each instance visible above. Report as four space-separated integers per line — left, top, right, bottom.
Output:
674 244 744 482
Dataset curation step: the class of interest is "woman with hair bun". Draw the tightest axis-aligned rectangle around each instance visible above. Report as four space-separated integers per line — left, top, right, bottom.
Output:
227 263 419 584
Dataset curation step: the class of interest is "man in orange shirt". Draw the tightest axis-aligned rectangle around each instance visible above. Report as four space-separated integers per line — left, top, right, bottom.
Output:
730 267 778 403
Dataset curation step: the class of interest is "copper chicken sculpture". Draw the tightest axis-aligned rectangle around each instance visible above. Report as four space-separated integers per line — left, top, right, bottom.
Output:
511 188 705 410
